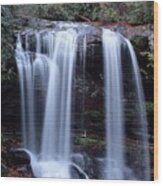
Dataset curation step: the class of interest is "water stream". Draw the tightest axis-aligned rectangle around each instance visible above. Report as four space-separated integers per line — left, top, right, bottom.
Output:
15 23 150 180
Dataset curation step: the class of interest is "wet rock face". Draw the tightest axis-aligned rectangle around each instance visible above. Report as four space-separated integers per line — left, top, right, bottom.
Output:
1 80 21 134
71 153 105 179
71 153 92 178
2 145 104 179
131 36 149 51
10 149 31 165
1 163 8 176
1 136 33 177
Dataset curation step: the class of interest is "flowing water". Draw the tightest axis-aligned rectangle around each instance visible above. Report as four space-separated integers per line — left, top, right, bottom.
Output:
102 29 150 180
15 23 150 180
125 39 150 180
102 29 125 179
15 26 78 178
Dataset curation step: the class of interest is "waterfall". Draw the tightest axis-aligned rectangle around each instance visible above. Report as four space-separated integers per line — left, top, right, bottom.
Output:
15 27 78 178
15 34 36 152
102 29 125 179
81 35 87 135
125 39 150 180
40 29 78 178
15 23 150 180
102 29 150 180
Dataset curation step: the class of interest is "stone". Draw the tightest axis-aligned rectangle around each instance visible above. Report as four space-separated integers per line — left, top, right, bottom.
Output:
10 149 31 165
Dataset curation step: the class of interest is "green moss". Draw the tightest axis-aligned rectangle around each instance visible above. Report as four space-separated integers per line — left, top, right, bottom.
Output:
74 136 105 155
85 110 104 123
131 36 149 51
140 52 154 66
130 35 153 84
146 102 154 113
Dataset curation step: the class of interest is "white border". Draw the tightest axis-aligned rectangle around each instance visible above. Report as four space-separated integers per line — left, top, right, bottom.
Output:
1 0 162 186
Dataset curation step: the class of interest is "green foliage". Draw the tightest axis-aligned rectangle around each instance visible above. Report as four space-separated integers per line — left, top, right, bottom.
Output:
1 6 18 82
139 51 154 81
75 137 105 154
140 51 154 67
146 102 154 113
131 36 149 51
126 2 154 24
131 35 154 83
99 5 119 22
11 2 154 24
76 137 97 146
85 110 103 123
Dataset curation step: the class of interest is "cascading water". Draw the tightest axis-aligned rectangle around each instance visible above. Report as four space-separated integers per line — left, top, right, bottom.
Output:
41 29 78 178
102 29 125 179
102 29 150 180
15 23 150 180
125 39 150 180
15 26 78 178
81 35 87 135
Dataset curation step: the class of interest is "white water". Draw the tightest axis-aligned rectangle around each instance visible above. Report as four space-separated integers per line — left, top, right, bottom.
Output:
40 30 78 178
15 24 150 180
125 39 150 180
102 29 150 180
15 34 36 151
102 29 125 179
81 35 87 134
15 27 78 178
